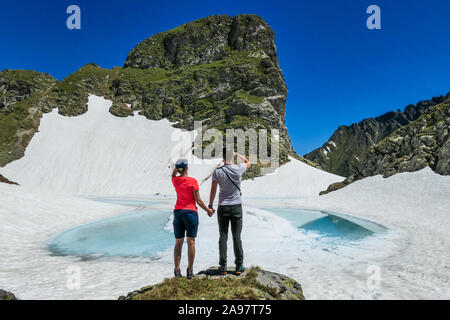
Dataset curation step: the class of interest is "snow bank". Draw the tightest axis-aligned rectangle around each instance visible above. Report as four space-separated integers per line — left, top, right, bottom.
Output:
0 95 341 198
0 94 346 299
0 164 448 299
249 168 449 299
0 181 350 299
0 183 144 299
1 95 448 300
242 156 342 197
0 95 220 196
0 181 391 300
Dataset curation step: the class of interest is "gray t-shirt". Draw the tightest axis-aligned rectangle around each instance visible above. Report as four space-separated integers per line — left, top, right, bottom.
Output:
212 163 247 206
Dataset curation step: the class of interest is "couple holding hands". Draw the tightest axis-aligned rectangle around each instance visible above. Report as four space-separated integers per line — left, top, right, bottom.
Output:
171 148 250 279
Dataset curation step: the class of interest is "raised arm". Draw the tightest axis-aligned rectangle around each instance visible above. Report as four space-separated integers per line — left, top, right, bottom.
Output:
194 190 214 216
235 152 251 169
172 168 178 177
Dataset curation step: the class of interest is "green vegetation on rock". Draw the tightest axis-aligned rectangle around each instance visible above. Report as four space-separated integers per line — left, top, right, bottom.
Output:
0 289 18 300
1 14 299 170
118 267 305 300
0 69 57 167
319 95 450 195
362 98 450 177
305 94 449 177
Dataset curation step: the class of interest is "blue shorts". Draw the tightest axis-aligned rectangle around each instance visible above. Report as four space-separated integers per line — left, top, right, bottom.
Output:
173 210 199 239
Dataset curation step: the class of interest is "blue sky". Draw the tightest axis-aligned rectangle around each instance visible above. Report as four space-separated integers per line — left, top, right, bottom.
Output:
1 0 450 155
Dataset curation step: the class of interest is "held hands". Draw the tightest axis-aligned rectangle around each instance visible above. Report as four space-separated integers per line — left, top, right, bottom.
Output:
207 204 215 217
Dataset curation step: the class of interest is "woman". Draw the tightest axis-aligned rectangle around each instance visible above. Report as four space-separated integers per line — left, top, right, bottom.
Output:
171 158 214 279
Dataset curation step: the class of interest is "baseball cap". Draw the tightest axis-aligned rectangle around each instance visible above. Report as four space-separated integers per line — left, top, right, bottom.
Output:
175 159 188 169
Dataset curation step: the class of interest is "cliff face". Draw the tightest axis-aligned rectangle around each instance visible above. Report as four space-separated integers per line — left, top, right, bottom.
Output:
0 14 296 171
0 70 57 167
305 94 449 177
318 95 450 195
0 70 56 110
124 15 279 70
362 98 450 177
119 14 293 161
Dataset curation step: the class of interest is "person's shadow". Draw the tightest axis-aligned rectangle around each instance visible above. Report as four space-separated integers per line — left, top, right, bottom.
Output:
197 267 241 276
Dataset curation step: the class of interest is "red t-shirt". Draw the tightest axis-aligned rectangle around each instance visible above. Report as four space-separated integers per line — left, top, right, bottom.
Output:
171 176 199 211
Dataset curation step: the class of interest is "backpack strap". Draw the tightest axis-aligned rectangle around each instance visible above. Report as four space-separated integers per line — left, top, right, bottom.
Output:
219 166 242 196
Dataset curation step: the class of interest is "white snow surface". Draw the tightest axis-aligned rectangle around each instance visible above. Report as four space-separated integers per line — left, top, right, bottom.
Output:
0 95 449 300
0 95 221 196
242 156 342 198
0 95 342 198
275 168 450 299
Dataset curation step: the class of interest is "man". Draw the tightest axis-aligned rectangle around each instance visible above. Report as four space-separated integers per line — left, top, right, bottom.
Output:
209 147 251 275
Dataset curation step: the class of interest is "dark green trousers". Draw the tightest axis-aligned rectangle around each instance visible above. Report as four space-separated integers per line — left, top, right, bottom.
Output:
217 204 244 267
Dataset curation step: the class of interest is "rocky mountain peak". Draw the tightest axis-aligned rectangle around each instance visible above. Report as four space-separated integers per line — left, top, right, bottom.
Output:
0 14 298 176
124 14 278 70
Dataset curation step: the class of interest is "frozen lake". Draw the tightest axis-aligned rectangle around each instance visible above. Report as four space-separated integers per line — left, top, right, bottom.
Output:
47 199 387 259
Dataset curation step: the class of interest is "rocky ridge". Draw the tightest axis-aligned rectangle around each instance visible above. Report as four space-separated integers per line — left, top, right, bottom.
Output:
0 14 304 175
361 98 450 177
320 96 450 194
305 94 449 177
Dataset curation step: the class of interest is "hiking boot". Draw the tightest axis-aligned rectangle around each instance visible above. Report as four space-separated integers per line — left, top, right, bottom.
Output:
235 265 245 275
186 268 194 279
218 265 227 275
174 268 182 278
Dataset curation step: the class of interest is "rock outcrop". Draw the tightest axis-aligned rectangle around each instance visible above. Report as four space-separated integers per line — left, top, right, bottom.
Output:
361 98 450 177
0 69 56 111
0 173 19 185
319 96 450 194
0 14 301 173
119 267 305 300
0 70 57 167
0 289 18 300
305 94 449 177
124 15 279 70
